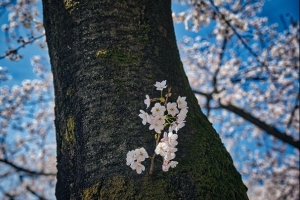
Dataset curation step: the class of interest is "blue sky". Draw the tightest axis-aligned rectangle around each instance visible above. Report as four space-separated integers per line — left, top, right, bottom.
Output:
170 0 299 105
172 0 300 40
0 0 299 87
0 1 47 86
0 1 298 198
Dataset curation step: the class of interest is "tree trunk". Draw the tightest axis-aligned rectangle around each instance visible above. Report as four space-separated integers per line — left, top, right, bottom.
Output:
42 0 248 199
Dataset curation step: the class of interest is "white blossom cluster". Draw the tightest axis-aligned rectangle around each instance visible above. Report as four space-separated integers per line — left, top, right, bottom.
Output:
0 54 56 199
173 0 256 34
0 0 297 198
127 80 188 174
1 0 45 61
139 95 188 134
0 66 11 83
155 132 179 172
0 1 51 197
126 148 149 174
248 152 299 200
173 0 299 198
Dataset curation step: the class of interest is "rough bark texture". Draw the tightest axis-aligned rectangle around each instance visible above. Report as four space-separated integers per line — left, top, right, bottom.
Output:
42 0 248 199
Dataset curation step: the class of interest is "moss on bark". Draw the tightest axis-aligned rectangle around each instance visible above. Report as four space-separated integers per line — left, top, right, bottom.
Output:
95 48 141 66
64 0 79 13
42 0 249 199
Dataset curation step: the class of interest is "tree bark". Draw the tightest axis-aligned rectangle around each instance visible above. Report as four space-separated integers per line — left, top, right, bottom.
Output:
42 0 248 199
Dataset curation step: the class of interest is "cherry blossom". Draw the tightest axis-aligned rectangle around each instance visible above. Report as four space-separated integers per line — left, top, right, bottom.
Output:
128 81 187 174
126 148 149 174
151 103 166 116
149 119 164 133
173 0 299 198
154 80 167 91
155 142 169 157
0 0 296 197
126 150 136 166
162 160 178 172
168 132 178 147
155 131 179 172
167 102 179 116
135 147 149 162
138 110 148 125
177 96 187 109
144 95 151 109
130 161 145 174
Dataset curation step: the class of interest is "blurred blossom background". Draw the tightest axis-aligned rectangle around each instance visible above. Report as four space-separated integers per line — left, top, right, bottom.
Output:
0 0 299 199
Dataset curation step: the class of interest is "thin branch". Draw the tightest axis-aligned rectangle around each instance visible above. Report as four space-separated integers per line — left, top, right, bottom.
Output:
0 34 45 60
287 92 300 128
230 76 268 83
0 185 15 199
0 158 56 176
193 90 300 150
26 186 47 200
209 0 269 71
214 35 228 82
149 132 161 175
219 102 300 150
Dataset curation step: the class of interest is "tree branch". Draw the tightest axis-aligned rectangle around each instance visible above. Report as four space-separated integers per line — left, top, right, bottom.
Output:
0 158 56 176
0 185 15 200
193 90 300 150
0 34 45 60
209 0 270 76
26 186 47 200
209 0 260 60
287 92 300 128
219 102 300 150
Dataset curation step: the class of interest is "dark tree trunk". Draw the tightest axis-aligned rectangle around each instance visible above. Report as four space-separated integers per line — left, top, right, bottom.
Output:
42 0 248 199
